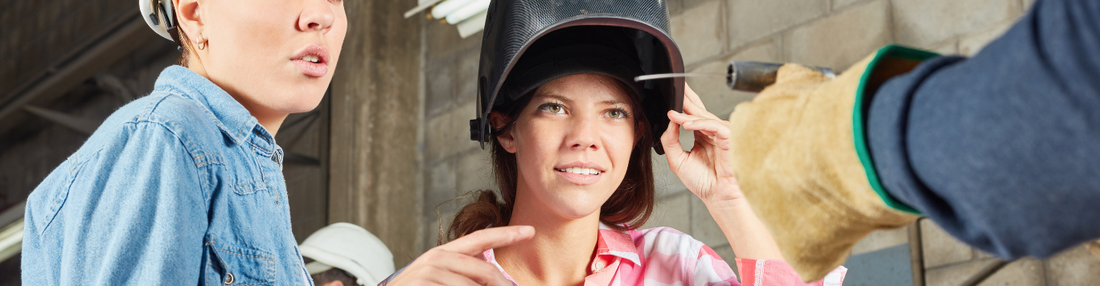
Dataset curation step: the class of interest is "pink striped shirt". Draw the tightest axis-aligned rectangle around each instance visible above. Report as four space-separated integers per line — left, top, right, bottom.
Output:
482 224 847 286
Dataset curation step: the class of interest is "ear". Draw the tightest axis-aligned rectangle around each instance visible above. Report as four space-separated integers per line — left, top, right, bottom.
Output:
321 280 343 286
174 0 204 45
490 111 518 153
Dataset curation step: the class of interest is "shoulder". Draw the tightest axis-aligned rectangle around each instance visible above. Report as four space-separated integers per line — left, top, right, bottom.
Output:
630 227 707 255
90 89 223 159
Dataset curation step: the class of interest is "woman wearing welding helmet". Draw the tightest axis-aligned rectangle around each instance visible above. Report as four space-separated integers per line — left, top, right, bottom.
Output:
382 1 847 285
20 0 361 284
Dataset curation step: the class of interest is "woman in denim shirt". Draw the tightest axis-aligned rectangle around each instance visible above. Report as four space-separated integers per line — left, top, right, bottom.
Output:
21 0 349 284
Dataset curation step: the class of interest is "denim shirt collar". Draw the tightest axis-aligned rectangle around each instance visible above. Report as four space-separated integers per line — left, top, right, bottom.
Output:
153 66 280 157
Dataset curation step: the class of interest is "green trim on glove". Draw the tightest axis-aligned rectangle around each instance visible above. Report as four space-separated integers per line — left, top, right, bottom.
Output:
852 45 938 215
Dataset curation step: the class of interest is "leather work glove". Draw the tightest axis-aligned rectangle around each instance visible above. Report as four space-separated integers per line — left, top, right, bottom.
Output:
1087 239 1100 260
727 45 937 281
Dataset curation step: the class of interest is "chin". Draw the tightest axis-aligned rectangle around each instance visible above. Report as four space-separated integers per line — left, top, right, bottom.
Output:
547 192 606 220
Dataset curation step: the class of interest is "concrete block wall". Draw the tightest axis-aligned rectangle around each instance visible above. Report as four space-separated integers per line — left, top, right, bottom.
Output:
417 0 1100 283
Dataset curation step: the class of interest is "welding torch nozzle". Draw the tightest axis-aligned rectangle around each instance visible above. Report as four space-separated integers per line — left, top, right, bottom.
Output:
727 61 836 93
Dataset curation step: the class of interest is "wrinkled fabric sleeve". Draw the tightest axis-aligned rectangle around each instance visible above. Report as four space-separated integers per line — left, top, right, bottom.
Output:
22 121 208 284
735 259 847 286
867 0 1100 259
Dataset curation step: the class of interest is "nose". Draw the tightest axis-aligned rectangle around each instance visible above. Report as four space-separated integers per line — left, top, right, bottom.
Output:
298 0 336 33
565 115 601 151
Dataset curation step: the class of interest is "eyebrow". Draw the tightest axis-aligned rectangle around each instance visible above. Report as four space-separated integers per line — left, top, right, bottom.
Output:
536 93 630 107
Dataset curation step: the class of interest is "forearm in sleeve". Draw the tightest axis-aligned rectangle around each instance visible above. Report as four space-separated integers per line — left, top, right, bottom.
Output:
866 0 1100 259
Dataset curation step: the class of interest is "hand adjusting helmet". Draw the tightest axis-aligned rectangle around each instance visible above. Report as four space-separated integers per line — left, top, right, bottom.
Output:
470 0 686 155
139 0 182 45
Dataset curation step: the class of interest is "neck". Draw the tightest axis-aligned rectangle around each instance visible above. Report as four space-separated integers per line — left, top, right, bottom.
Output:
495 190 600 286
188 60 286 136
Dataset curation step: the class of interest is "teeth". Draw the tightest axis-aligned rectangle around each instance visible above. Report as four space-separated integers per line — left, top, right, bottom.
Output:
301 55 320 63
559 167 601 175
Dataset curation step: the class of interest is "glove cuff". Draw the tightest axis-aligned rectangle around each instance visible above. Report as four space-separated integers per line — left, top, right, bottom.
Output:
852 45 939 215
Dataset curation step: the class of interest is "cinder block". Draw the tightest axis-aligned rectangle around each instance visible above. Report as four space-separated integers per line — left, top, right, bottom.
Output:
850 225 909 255
727 0 828 50
690 196 728 247
426 102 480 161
920 219 974 269
425 158 458 218
891 0 1023 48
672 0 725 65
651 142 689 197
667 0 683 16
1047 245 1100 286
456 150 496 194
423 210 457 250
642 192 693 233
833 0 870 10
959 20 1016 56
925 258 1043 286
926 39 959 55
687 38 780 119
784 0 892 71
425 65 454 117
453 50 480 104
683 0 716 11
426 49 480 118
1022 0 1036 11
977 258 1044 286
924 259 990 286
424 16 482 65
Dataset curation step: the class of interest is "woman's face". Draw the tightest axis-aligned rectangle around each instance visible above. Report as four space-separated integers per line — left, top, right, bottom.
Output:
499 74 637 221
193 0 346 117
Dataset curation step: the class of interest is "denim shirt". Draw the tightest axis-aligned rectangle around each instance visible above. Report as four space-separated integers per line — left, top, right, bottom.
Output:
22 66 313 285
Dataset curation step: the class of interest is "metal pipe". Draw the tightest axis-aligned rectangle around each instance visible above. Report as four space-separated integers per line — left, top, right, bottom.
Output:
726 61 835 93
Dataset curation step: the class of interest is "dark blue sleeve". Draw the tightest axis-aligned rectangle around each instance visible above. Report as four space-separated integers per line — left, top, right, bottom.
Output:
867 0 1100 259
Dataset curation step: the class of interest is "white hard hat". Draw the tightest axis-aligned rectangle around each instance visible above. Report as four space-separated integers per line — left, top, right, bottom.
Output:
138 0 178 42
300 223 395 286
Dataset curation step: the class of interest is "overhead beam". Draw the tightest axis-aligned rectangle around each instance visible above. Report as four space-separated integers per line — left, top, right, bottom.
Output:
0 13 156 124
22 106 98 135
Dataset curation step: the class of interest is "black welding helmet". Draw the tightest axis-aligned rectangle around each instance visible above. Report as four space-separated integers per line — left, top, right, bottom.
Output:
470 0 685 155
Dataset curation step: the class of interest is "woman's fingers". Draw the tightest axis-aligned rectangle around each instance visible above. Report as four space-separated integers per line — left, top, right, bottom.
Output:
436 225 534 257
669 111 730 144
683 84 718 117
389 226 534 286
393 258 500 286
661 118 686 161
436 252 513 286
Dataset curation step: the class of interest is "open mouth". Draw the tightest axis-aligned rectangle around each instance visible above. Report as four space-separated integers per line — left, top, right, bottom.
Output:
298 55 322 63
555 167 602 175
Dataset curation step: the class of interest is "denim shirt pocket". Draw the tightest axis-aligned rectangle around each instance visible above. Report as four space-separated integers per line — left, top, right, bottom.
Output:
205 238 277 285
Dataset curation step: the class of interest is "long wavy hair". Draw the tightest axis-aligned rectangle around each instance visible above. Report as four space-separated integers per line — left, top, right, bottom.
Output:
443 78 656 243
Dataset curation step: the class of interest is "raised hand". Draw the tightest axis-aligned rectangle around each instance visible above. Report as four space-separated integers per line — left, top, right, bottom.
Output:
660 85 742 203
384 226 534 286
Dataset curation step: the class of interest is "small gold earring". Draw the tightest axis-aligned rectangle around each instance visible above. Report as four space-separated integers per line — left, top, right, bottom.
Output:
197 40 207 50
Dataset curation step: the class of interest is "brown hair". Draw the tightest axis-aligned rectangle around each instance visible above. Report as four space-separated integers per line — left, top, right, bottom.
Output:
444 79 656 243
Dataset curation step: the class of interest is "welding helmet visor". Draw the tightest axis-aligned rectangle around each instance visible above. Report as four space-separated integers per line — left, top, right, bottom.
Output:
471 0 685 155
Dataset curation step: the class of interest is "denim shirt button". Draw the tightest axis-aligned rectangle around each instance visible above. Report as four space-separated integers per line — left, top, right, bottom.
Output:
224 272 234 285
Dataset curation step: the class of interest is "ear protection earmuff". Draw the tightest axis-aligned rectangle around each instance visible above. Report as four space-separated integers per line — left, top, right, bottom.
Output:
139 0 182 46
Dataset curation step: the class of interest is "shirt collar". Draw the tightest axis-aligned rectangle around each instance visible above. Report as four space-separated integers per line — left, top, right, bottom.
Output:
153 65 267 146
594 223 641 266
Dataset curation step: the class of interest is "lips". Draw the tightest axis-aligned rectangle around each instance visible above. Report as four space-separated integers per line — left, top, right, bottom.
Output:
554 162 606 185
292 45 330 77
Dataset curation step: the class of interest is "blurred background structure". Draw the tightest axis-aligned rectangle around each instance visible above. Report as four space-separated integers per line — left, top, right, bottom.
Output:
1 0 1098 285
